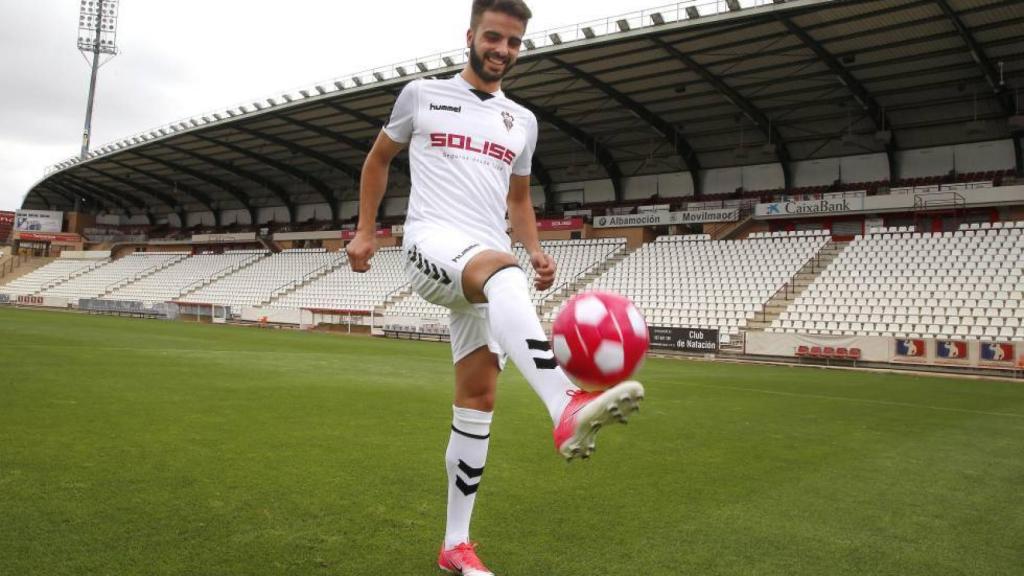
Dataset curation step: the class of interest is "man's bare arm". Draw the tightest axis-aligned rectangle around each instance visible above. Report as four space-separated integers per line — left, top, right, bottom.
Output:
507 174 555 291
346 131 406 272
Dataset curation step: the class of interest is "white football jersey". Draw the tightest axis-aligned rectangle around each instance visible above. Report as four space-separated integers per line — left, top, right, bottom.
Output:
384 74 538 253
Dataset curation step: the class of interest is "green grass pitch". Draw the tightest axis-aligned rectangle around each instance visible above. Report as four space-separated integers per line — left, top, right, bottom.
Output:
1 307 1022 575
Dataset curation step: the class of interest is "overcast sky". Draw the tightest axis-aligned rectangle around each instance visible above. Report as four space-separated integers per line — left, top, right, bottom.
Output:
0 0 675 212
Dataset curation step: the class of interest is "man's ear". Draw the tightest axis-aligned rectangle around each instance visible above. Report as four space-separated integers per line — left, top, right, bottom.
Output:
466 28 474 48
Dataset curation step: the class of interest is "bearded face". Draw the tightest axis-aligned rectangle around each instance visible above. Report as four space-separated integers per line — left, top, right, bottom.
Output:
468 35 517 82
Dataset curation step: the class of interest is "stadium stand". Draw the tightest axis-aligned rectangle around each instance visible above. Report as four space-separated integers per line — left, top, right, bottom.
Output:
181 249 342 311
104 251 266 305
268 248 406 313
521 239 627 307
769 222 1024 342
564 231 832 344
0 258 105 296
40 253 188 301
381 238 627 322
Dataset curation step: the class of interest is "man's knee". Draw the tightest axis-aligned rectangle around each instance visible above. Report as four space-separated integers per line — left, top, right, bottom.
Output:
455 346 499 411
462 250 519 304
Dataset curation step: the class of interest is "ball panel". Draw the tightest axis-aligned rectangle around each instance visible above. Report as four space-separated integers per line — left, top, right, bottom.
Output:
573 296 609 326
626 305 647 337
552 334 572 365
593 340 625 374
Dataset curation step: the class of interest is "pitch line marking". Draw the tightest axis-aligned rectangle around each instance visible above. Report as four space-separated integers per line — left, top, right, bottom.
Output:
679 382 1024 420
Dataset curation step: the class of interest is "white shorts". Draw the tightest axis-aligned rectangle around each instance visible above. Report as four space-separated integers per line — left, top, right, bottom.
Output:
402 224 512 367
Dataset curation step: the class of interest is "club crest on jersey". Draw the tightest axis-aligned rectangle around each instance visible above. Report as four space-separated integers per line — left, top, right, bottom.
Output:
502 111 514 132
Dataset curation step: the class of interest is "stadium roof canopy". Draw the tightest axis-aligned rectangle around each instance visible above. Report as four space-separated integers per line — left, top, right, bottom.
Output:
23 0 1024 223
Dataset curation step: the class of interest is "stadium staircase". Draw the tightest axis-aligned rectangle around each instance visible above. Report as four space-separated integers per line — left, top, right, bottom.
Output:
91 255 192 298
257 236 282 254
707 213 756 241
745 241 849 332
105 251 267 304
0 255 55 284
176 253 272 301
1 259 107 296
538 245 635 319
372 287 415 318
260 257 352 307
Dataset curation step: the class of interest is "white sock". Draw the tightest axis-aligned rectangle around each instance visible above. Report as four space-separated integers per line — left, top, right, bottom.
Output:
444 406 492 549
483 267 576 423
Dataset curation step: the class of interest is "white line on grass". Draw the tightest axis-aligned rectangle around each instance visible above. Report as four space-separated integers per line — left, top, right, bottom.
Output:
680 382 1024 420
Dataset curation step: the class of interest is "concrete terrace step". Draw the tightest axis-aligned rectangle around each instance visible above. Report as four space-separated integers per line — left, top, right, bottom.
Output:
746 240 851 330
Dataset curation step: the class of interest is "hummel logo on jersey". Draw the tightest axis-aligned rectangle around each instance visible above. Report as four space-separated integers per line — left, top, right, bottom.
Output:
430 103 462 113
502 111 514 132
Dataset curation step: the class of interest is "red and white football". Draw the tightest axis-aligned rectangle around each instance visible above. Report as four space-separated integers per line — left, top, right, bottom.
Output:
551 291 649 388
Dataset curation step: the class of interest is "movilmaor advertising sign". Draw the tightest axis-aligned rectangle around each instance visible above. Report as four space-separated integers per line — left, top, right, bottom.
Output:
755 198 865 219
15 210 63 233
593 209 739 229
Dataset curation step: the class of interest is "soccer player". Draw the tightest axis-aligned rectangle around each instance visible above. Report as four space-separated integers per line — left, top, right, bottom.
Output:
346 1 644 573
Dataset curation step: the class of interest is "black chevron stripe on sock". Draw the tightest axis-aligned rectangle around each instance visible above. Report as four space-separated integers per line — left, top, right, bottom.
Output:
533 356 559 369
455 476 480 496
526 339 551 351
440 270 452 285
430 263 441 280
458 459 485 479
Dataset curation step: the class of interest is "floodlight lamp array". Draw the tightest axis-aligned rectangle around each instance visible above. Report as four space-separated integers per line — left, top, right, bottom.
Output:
78 0 119 54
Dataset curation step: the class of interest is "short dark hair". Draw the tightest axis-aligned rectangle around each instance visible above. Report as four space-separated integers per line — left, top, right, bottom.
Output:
470 0 532 29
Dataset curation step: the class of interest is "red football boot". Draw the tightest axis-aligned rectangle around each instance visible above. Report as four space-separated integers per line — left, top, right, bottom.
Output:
553 381 644 460
438 542 494 576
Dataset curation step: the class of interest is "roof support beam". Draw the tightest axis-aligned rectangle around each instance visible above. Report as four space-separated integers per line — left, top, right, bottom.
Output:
106 159 215 219
59 173 136 213
276 115 408 173
531 158 555 209
649 38 791 189
80 167 194 224
777 15 898 183
130 149 253 226
547 55 702 193
933 0 1013 115
229 125 355 221
505 90 625 201
190 133 315 223
35 186 74 210
323 101 387 130
157 144 278 211
232 125 360 183
45 179 104 212
1013 131 1023 177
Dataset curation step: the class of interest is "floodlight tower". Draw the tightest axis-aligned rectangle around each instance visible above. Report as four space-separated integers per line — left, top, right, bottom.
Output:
77 0 120 161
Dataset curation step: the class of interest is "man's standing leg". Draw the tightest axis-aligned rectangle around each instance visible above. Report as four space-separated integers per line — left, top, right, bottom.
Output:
438 346 498 575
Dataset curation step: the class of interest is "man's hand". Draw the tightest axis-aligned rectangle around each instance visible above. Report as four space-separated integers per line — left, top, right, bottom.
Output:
530 251 556 291
346 233 377 272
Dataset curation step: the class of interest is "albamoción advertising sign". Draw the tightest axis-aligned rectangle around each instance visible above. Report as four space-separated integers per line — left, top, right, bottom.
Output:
593 209 739 229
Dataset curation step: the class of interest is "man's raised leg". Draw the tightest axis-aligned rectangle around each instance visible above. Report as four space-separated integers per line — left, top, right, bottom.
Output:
462 251 644 460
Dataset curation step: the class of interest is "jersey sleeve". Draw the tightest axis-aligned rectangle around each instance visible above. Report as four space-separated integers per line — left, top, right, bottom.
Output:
383 81 419 144
512 112 537 177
